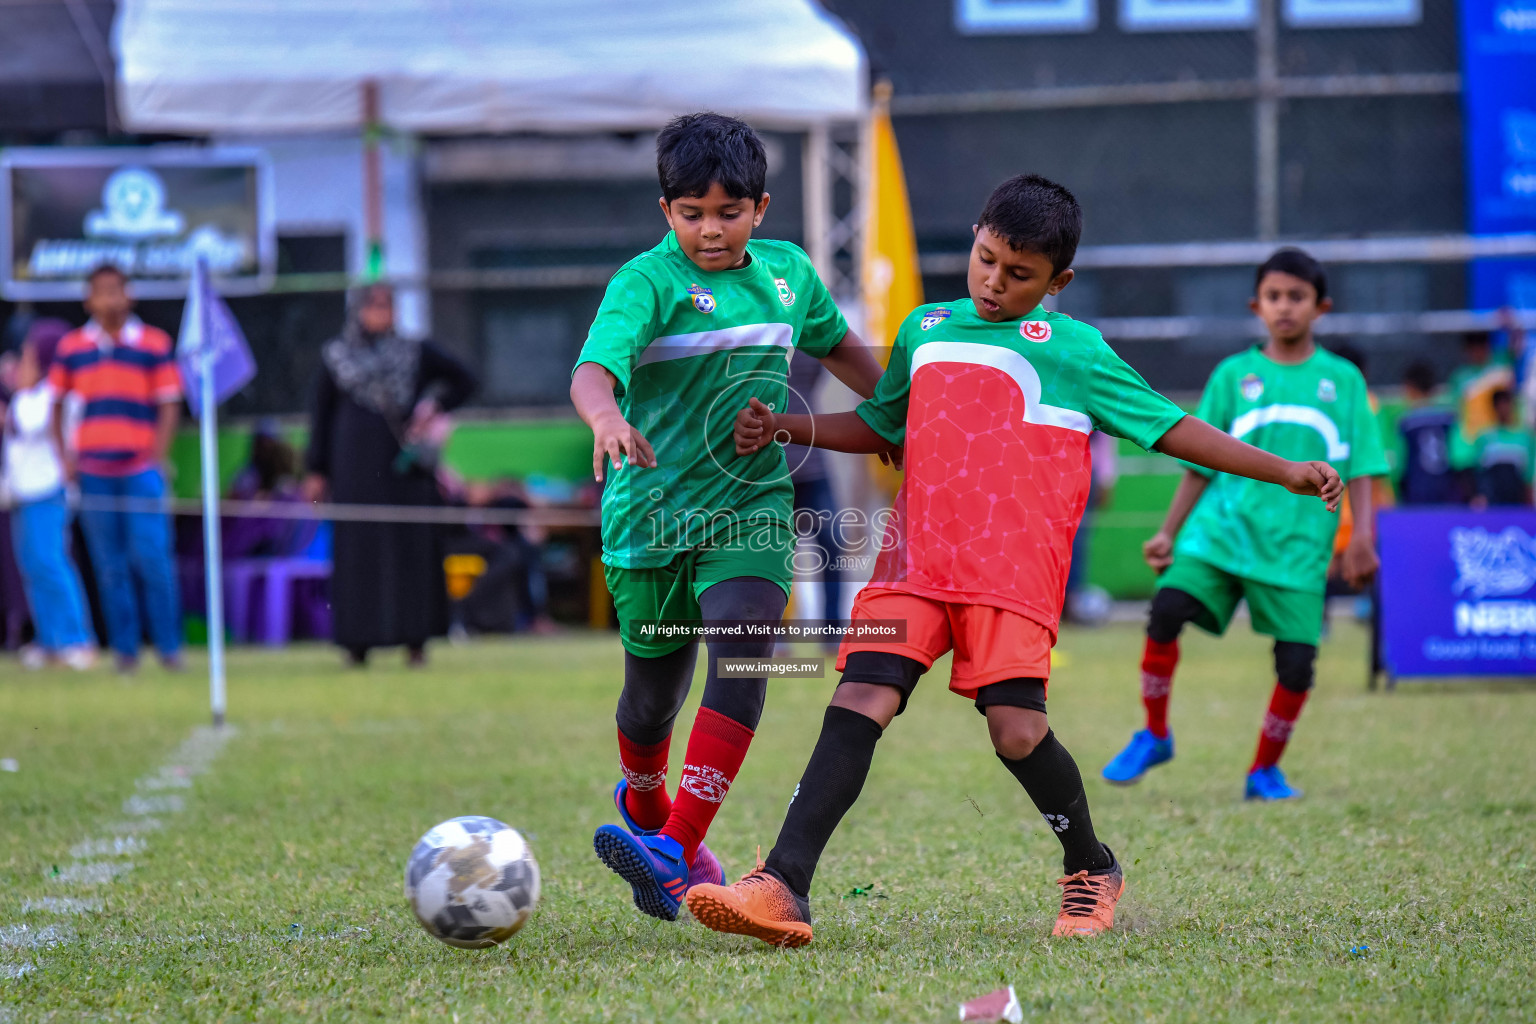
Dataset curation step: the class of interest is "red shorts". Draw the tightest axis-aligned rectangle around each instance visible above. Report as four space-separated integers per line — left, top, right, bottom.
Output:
835 588 1053 700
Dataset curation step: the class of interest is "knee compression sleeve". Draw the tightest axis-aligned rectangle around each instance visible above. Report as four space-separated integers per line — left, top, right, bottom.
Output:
1147 587 1207 645
1273 641 1317 693
615 644 698 745
697 578 789 730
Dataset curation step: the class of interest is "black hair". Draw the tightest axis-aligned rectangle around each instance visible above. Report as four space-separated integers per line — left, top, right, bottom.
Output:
1330 341 1367 374
656 112 768 203
976 174 1081 275
1255 248 1328 301
1463 330 1492 349
1403 359 1437 393
1492 387 1514 405
87 263 129 288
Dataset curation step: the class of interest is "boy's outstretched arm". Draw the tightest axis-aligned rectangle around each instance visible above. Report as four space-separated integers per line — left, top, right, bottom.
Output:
735 397 895 455
1153 415 1343 509
816 329 884 400
571 361 657 481
1143 470 1209 573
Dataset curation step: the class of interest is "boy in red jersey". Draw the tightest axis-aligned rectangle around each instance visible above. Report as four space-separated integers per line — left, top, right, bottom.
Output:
684 175 1342 945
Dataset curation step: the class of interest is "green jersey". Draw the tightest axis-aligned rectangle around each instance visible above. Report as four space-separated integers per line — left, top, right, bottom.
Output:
1458 425 1536 504
576 232 848 569
1175 344 1389 592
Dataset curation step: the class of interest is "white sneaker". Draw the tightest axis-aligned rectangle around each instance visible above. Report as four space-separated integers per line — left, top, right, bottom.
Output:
18 645 48 670
61 645 98 671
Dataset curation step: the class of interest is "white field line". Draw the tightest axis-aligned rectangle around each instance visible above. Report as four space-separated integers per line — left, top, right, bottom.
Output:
3 725 234 982
20 899 100 915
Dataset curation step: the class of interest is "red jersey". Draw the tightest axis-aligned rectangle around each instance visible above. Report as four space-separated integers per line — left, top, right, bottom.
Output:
855 301 1185 637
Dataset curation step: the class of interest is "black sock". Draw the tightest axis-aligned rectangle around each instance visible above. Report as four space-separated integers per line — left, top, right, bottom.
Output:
998 730 1112 874
763 706 884 899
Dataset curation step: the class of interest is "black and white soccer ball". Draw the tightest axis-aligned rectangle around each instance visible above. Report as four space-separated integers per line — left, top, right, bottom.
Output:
404 816 540 948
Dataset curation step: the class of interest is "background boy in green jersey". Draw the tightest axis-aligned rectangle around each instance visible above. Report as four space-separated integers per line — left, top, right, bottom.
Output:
569 112 886 921
1456 388 1536 506
1103 248 1389 801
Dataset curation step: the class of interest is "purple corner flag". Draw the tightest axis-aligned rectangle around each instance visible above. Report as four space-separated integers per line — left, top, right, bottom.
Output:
177 257 256 418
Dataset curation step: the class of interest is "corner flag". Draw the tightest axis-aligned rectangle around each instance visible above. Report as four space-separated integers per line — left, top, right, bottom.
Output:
176 258 256 728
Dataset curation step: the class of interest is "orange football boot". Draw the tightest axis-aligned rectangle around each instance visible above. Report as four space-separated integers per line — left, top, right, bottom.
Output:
686 859 813 948
1051 849 1125 937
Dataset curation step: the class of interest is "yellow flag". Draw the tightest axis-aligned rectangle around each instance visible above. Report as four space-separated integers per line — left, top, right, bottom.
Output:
862 81 923 351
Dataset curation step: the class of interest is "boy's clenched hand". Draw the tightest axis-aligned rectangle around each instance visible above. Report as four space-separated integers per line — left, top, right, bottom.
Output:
735 397 779 456
1282 461 1343 511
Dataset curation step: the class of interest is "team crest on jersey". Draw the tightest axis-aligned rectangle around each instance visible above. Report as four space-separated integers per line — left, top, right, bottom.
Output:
920 308 952 331
687 284 715 313
1020 320 1052 343
1317 378 1337 402
1241 373 1264 401
775 278 795 307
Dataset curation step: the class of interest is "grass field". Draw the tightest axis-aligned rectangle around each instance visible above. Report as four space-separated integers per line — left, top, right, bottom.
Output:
2 622 1532 1022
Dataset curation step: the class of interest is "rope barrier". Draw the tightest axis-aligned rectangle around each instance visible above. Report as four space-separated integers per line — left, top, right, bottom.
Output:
16 493 602 528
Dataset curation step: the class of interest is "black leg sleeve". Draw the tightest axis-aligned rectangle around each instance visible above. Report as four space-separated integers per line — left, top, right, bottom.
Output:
764 705 885 899
1273 640 1317 693
615 643 698 746
997 730 1112 874
1147 586 1209 645
697 578 788 730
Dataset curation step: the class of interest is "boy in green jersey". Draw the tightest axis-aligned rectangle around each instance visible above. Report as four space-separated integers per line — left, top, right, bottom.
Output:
1458 388 1536 506
1103 248 1390 800
570 112 886 921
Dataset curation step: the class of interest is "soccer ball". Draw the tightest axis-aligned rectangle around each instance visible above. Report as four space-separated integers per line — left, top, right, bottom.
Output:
404 816 540 948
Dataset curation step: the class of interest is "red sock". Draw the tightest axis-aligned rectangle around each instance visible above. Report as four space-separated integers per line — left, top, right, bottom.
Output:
1251 684 1309 771
617 728 672 831
660 707 754 865
1141 637 1179 739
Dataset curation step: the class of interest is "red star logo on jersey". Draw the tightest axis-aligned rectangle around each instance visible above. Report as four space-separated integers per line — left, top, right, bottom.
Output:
1020 321 1052 342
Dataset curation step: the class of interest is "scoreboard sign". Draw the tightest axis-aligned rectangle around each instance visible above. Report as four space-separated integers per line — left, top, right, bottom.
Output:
1379 508 1536 678
1 147 273 300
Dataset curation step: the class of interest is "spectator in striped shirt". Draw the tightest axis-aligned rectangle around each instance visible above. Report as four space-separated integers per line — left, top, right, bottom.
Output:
49 264 183 673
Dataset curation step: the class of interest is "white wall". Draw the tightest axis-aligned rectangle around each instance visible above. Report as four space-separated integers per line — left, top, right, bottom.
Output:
215 133 430 337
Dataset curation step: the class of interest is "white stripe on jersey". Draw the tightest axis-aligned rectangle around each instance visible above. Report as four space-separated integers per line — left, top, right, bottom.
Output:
1230 404 1351 461
635 323 794 368
910 340 1092 435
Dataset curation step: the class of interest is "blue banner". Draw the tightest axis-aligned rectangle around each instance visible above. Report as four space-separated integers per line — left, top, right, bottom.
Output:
1379 509 1536 677
1461 0 1536 311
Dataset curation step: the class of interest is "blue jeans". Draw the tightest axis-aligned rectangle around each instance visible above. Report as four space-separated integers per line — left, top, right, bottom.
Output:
79 469 181 658
10 491 96 651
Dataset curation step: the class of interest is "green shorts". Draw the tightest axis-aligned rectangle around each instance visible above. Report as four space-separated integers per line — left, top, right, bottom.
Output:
1157 555 1323 646
604 520 793 657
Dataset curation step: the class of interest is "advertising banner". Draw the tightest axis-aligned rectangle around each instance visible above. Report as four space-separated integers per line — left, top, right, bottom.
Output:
1379 508 1536 677
1460 0 1536 311
1 147 272 300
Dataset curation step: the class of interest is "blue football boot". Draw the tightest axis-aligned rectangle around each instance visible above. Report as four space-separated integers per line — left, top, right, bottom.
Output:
1245 765 1303 801
611 780 724 887
1101 729 1175 785
593 824 691 921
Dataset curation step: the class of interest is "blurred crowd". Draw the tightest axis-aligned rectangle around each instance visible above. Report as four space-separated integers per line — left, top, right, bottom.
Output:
1393 316 1534 510
1 272 572 674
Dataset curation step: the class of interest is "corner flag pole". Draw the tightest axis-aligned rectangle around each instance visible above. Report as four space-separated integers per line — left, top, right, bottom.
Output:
196 281 228 728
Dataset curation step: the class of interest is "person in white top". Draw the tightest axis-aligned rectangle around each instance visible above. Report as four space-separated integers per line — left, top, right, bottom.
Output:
3 319 96 669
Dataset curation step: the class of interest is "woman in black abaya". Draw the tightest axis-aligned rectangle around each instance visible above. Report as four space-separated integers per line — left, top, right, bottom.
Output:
304 284 475 666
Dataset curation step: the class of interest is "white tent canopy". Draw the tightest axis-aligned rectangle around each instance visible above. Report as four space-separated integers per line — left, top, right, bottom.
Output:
115 0 866 134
